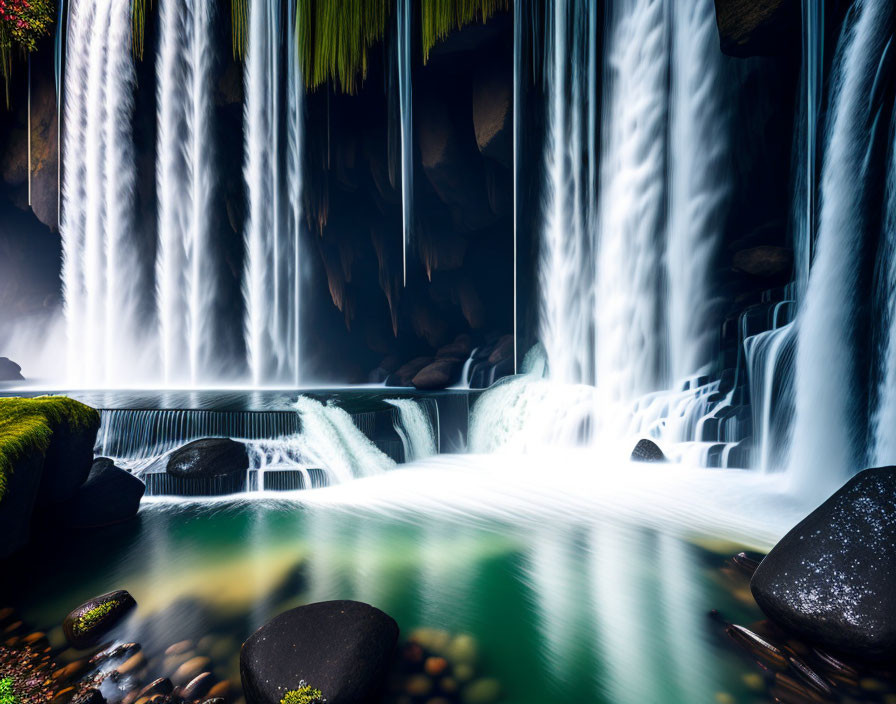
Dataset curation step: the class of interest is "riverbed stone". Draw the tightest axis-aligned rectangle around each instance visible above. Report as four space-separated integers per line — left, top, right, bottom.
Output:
630 439 666 463
63 590 137 648
751 467 896 659
166 439 249 479
240 600 399 704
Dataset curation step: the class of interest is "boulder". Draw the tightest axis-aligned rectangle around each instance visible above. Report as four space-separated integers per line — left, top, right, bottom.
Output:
488 335 514 365
412 358 464 390
386 357 434 387
37 401 102 506
437 335 473 360
60 458 145 528
472 57 511 168
713 0 799 57
63 590 137 648
751 467 896 659
630 439 666 463
240 600 399 704
166 438 249 479
0 357 24 381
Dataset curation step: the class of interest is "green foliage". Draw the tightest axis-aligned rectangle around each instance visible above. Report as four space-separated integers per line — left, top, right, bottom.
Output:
280 683 325 704
131 0 150 60
231 0 248 60
0 677 16 704
296 0 389 94
0 0 54 108
0 396 100 504
421 0 508 63
73 600 119 636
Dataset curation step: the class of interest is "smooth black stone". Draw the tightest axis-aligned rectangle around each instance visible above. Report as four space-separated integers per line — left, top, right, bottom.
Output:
0 357 24 381
751 467 896 659
166 438 249 479
60 458 145 527
630 439 666 463
240 600 399 704
63 590 137 648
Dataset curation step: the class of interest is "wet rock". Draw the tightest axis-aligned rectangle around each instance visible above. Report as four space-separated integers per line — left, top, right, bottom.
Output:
166 439 249 479
412 358 464 390
387 357 434 387
181 672 215 699
172 656 211 686
70 690 105 704
630 439 666 463
36 399 102 507
487 335 513 365
472 57 511 168
751 467 896 659
240 600 399 704
436 335 473 360
63 591 137 648
713 0 799 57
732 246 793 278
0 357 24 381
60 458 145 528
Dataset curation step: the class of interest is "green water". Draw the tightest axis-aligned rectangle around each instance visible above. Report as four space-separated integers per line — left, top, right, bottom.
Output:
4 502 770 704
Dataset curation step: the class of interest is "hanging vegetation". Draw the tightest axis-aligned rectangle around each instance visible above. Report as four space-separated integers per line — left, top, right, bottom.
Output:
296 0 390 94
231 0 248 59
131 0 150 59
0 0 54 107
421 0 508 63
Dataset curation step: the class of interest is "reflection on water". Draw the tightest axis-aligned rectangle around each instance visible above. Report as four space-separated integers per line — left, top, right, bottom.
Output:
5 500 771 704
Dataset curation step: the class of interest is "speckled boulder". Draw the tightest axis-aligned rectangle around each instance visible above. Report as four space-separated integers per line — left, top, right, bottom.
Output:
751 467 896 659
240 601 399 704
630 439 666 463
63 590 137 648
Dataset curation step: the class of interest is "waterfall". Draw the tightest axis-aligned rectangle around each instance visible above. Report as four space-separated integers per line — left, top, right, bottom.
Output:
386 399 438 461
397 0 414 286
538 0 595 386
155 0 216 386
243 0 304 386
60 0 144 387
790 0 894 497
666 0 731 381
870 114 896 466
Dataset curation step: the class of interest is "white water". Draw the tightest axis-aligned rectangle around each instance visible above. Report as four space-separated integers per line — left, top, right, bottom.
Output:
791 0 893 498
60 0 144 386
155 0 216 386
243 0 304 386
397 0 413 286
666 0 731 381
385 399 438 460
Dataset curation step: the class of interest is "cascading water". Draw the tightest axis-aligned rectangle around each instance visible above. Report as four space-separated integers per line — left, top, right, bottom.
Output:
397 0 414 286
385 399 438 460
155 0 216 386
790 0 895 498
243 0 304 386
61 0 145 387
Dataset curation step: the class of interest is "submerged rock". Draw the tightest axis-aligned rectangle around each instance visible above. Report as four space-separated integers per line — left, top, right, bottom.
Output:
61 458 145 528
166 438 248 479
751 467 896 659
240 600 399 704
63 591 137 648
630 439 666 463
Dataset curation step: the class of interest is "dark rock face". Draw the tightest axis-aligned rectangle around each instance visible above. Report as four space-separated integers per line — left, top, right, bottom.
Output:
0 449 43 558
713 0 799 57
166 439 249 479
386 357 434 387
240 600 399 704
37 407 102 506
630 439 666 463
732 245 793 278
751 467 896 659
63 590 137 648
413 358 463 390
0 357 24 381
61 458 145 528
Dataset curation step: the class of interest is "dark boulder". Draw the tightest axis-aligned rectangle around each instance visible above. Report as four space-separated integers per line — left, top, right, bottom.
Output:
36 400 102 507
412 358 464 390
0 358 23 381
60 458 145 528
240 600 399 704
386 357 433 387
167 438 249 479
751 467 896 659
63 590 137 648
630 439 666 463
713 0 799 57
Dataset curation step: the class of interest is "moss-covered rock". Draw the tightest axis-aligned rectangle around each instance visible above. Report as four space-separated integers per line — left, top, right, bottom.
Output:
63 590 137 648
0 396 101 558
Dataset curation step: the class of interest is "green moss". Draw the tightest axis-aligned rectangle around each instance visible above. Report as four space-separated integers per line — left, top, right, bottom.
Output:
0 677 17 704
73 600 119 637
0 396 100 505
280 682 325 704
421 0 509 64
